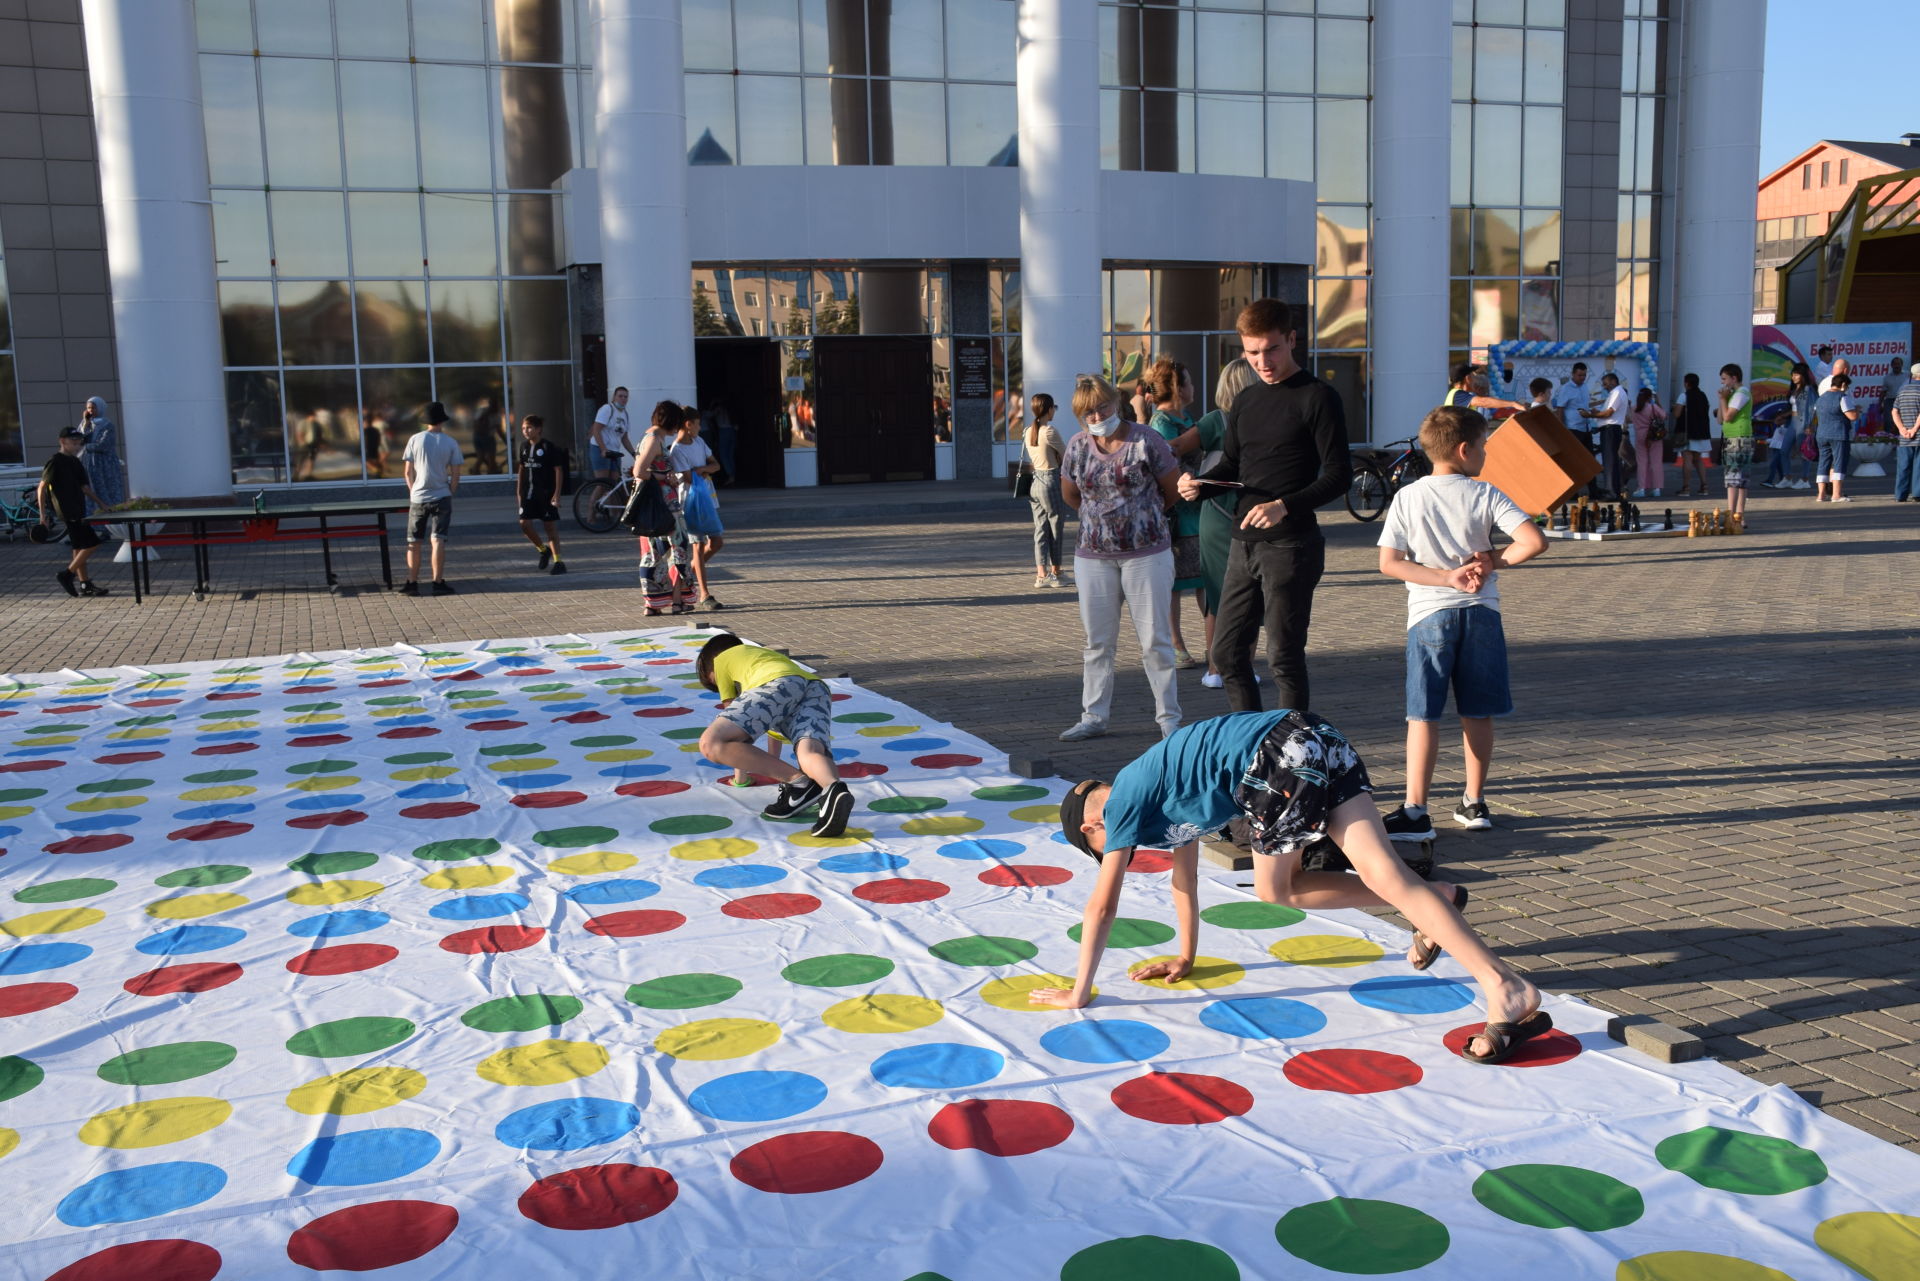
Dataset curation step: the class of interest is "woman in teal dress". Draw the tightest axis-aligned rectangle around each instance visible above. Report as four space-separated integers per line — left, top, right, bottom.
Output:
1145 358 1205 669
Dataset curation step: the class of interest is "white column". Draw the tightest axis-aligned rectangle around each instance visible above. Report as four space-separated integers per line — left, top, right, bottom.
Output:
80 0 231 499
1017 0 1101 436
1370 0 1451 445
594 0 695 412
1673 0 1765 384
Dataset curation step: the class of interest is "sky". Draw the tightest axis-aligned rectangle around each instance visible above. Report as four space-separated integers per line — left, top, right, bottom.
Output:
1759 0 1914 177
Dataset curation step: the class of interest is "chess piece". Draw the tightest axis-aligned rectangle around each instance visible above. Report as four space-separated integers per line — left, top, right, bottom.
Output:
1663 508 1673 532
1730 512 1744 536
1687 511 1701 537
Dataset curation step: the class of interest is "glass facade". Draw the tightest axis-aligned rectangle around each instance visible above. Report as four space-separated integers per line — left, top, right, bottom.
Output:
0 222 17 464
1106 265 1268 423
196 0 588 484
1615 0 1665 341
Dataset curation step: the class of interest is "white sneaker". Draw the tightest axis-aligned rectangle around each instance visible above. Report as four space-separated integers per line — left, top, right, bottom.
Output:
1650 489 1662 497
1200 672 1223 689
1058 720 1107 742
1631 489 1646 498
1832 495 1853 503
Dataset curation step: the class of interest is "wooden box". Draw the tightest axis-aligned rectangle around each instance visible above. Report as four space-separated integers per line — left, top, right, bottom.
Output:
1479 406 1601 515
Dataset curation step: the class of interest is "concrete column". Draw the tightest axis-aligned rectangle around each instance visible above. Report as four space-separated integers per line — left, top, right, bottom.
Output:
1369 0 1451 445
1017 0 1102 437
1672 0 1765 384
594 0 695 412
80 0 231 499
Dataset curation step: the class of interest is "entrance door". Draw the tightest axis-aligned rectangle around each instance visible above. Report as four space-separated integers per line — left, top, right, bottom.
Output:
694 338 782 488
813 336 935 483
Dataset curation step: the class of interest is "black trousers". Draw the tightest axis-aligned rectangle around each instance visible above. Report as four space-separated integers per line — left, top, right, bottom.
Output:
1209 537 1325 714
1599 424 1625 496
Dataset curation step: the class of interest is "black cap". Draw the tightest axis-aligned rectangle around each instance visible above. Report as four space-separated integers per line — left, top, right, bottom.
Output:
425 401 450 425
1059 778 1107 860
59 426 86 439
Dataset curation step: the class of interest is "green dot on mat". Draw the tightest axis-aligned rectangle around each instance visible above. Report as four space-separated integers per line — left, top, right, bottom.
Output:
412 838 503 862
1471 1164 1645 1231
184 769 255 784
1654 1126 1829 1196
479 742 547 757
1274 1198 1450 1274
287 851 378 876
781 954 896 987
1201 902 1306 930
76 778 153 794
368 696 418 707
971 784 1047 802
0 1056 45 1104
96 1041 238 1087
155 864 250 888
462 994 585 1033
0 788 48 803
112 716 170 727
571 735 636 748
286 1016 417 1058
649 815 730 836
833 712 893 723
523 682 570 693
1068 917 1176 948
1061 1236 1241 1281
927 936 1038 967
902 1274 956 1281
625 973 743 1010
662 727 705 741
287 759 355 775
535 825 621 848
14 877 118 904
868 796 947 814
385 751 453 765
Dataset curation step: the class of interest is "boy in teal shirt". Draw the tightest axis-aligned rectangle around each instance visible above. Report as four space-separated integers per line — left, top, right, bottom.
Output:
696 633 852 837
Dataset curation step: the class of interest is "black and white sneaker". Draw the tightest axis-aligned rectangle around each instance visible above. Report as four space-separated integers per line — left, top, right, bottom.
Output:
1453 799 1494 830
761 777 823 819
1382 805 1434 844
810 782 853 838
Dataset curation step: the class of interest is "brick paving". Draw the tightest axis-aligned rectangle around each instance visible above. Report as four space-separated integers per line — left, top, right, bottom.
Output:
2 474 1917 1148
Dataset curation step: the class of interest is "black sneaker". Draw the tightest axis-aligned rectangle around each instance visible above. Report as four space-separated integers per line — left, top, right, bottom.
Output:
810 781 853 838
549 560 567 575
432 580 456 596
398 580 419 596
56 570 78 597
761 776 823 819
1382 805 1434 844
538 546 552 570
79 581 110 597
1453 799 1493 830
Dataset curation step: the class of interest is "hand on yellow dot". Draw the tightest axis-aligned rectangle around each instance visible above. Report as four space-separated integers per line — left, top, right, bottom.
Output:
1128 956 1193 985
1026 987 1090 1010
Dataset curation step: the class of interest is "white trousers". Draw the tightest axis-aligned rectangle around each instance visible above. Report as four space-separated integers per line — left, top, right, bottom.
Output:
1074 550 1182 733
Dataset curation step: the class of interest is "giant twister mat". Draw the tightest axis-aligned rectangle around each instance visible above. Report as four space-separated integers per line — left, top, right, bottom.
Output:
0 630 1915 1281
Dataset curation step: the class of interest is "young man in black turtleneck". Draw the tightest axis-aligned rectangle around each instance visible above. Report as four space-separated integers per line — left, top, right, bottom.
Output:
1180 299 1351 713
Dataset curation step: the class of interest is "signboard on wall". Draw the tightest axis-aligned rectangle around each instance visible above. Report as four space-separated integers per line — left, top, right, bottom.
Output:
955 339 991 399
1487 341 1660 412
1753 323 1912 431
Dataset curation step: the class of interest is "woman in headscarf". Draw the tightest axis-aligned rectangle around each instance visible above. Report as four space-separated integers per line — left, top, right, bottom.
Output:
78 396 126 513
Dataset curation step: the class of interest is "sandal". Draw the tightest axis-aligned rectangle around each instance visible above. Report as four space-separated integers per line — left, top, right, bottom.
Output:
1459 1010 1554 1066
1408 884 1469 971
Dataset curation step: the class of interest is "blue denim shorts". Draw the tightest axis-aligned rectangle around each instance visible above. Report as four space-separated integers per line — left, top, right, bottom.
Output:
1406 606 1512 721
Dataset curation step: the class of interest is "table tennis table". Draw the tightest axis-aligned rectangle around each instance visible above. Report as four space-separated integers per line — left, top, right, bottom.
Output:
93 500 411 604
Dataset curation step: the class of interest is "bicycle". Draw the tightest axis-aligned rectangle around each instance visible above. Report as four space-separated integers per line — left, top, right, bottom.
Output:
573 467 634 534
1345 438 1431 522
1 486 62 542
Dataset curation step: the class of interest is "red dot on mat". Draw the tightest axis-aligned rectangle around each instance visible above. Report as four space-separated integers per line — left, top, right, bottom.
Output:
643 658 688 667
557 711 609 724
504 668 555 677
206 691 260 701
927 1099 1074 1157
400 802 480 819
516 1164 679 1231
123 962 244 997
192 742 258 756
1282 1048 1424 1094
583 910 687 938
286 810 368 830
124 698 182 709
1128 850 1172 873
850 878 950 904
438 670 485 682
1442 1022 1583 1068
381 726 442 740
168 820 254 842
286 944 399 976
45 834 134 854
95 751 164 765
912 754 982 769
439 925 544 954
0 981 79 1017
466 720 527 732
360 679 409 689
720 893 821 921
509 791 586 810
729 1132 883 1195
577 663 621 671
615 780 691 798
289 685 337 694
47 1239 222 1281
0 759 62 772
838 761 890 779
830 693 851 702
54 704 101 712
285 1200 459 1272
1110 1071 1253 1125
978 864 1073 888
288 734 351 747
633 707 691 719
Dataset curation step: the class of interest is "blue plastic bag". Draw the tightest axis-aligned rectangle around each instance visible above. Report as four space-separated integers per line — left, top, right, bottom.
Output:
682 475 724 538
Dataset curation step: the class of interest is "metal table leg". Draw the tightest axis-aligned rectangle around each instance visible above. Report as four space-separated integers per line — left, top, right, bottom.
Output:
320 514 338 590
378 513 393 586
131 519 145 605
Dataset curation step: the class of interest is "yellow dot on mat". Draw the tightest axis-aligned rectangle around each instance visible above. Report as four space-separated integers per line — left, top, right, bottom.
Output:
476 1040 610 1086
286 880 384 906
0 806 31 821
390 766 458 782
180 785 255 801
1128 955 1246 990
288 776 360 793
488 758 559 773
584 749 654 763
820 994 945 1034
669 838 757 861
980 974 1096 1011
1008 804 1062 823
1615 1253 1795 1281
900 816 982 836
2 907 106 936
549 850 638 875
1815 1211 1920 1281
654 1018 781 1061
284 713 344 725
108 728 168 741
787 828 875 849
857 725 922 738
422 865 514 890
1268 934 1386 968
65 796 144 812
285 1067 427 1116
145 893 249 920
79 1097 232 1149
0 1128 17 1160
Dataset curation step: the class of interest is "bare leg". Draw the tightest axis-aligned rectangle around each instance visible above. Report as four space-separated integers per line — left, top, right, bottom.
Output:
1404 719 1439 809
405 542 421 583
701 720 804 783
519 520 545 550
734 735 779 786
1460 716 1494 801
544 522 562 562
72 545 99 582
429 538 446 582
792 736 840 791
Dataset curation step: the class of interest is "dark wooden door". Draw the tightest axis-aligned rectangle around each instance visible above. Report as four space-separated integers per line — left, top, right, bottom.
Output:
814 336 935 484
695 338 782 488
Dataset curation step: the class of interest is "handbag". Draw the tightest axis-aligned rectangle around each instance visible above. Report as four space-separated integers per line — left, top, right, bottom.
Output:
1013 460 1034 499
682 475 724 538
620 475 676 537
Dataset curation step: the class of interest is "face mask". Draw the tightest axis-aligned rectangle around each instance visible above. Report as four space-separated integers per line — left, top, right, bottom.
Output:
1086 414 1121 437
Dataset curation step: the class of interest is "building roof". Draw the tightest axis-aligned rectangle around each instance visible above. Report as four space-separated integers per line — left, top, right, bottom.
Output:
1762 138 1920 189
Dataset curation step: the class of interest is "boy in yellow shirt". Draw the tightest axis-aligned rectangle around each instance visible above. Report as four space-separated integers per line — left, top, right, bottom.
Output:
696 633 852 837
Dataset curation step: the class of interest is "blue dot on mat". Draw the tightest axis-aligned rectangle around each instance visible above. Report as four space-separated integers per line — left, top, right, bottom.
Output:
56 1161 229 1227
0 826 17 839
195 731 258 742
818 851 909 874
882 738 949 752
288 1128 442 1186
688 1071 828 1122
501 774 570 790
693 865 786 889
598 763 669 780
1039 1019 1171 1064
6 748 71 758
56 815 141 831
621 695 676 706
428 893 531 921
1198 996 1329 1040
562 879 660 905
0 942 93 975
870 1043 1006 1089
938 838 1024 861
831 748 859 762
383 715 434 727
287 794 366 810
287 910 389 939
172 803 255 820
135 925 247 956
397 783 466 799
495 655 541 667
1349 975 1477 1015
495 1097 641 1151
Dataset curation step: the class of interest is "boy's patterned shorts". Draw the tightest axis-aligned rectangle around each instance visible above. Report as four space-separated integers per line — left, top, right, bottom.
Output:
1232 711 1373 856
716 675 832 747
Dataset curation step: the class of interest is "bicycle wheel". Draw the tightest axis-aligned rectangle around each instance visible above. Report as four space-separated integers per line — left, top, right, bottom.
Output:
573 479 619 533
1346 464 1389 522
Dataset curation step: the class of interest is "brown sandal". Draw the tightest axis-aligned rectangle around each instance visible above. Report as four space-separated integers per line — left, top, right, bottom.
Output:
1460 1010 1553 1065
1408 884 1469 971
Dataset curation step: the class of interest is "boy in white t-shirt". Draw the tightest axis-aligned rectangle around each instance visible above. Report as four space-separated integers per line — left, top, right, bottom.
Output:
1377 406 1549 842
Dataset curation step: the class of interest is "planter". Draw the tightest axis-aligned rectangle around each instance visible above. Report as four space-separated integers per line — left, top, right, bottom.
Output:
1851 439 1892 477
112 538 159 564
